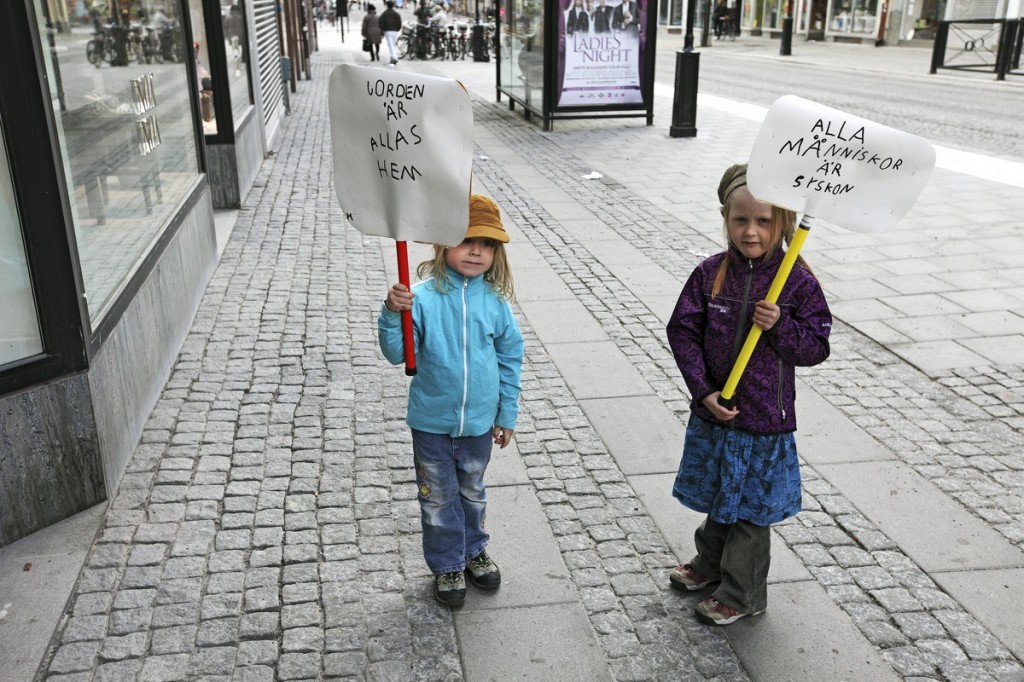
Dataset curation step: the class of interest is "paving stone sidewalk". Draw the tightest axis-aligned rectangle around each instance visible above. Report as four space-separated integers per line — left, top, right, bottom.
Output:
469 104 1024 679
39 43 747 682
36 31 1024 682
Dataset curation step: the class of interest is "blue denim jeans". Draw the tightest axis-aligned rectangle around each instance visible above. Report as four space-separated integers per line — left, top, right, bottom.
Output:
411 429 492 574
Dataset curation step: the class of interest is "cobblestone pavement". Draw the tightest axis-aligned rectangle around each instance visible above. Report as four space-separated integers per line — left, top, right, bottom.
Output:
37 33 1024 682
470 102 1024 679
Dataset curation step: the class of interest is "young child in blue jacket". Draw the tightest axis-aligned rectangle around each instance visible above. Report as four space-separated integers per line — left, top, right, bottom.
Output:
378 194 524 607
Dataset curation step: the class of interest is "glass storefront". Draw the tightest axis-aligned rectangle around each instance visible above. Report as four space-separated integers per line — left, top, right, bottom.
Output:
188 0 216 134
760 0 784 29
221 2 253 122
33 0 202 321
659 0 685 25
502 0 545 110
828 0 878 33
906 0 946 38
0 117 45 367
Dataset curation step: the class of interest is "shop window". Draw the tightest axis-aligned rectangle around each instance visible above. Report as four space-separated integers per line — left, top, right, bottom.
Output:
501 0 544 109
32 0 202 322
829 0 877 32
761 0 782 29
743 0 762 30
0 117 44 367
222 2 254 122
188 0 216 134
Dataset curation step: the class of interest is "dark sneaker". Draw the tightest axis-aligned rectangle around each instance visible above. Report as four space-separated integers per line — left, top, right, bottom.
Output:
434 572 466 607
694 597 764 625
669 564 715 591
465 550 501 590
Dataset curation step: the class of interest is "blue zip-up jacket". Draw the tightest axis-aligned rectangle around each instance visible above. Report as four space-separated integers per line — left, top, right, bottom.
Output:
378 267 524 437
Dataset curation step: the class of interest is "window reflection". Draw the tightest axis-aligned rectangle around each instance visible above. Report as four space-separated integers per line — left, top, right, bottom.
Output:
0 117 45 366
221 2 253 122
34 0 201 321
828 0 878 33
501 0 544 110
188 0 216 134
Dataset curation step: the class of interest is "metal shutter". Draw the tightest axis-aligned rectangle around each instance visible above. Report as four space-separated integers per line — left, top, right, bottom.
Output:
251 0 285 146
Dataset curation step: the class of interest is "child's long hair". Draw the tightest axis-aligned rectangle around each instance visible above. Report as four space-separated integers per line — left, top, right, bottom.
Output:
711 195 814 298
417 243 516 302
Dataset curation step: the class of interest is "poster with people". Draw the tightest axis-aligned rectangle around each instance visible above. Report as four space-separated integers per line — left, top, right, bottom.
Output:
556 0 646 107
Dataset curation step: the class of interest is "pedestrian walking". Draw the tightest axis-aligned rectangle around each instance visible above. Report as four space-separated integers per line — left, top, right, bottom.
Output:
379 0 403 64
712 0 730 38
362 3 383 60
378 195 524 607
665 163 832 625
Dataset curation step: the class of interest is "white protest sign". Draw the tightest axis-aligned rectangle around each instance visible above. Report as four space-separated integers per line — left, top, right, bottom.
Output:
328 65 473 246
747 95 935 233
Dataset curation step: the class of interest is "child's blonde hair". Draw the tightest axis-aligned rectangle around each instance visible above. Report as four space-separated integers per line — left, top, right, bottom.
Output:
416 243 516 302
415 195 515 301
712 164 812 298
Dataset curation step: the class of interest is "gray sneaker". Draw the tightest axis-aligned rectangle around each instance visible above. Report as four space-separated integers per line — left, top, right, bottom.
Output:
466 550 501 590
435 572 466 606
694 597 764 625
669 564 715 591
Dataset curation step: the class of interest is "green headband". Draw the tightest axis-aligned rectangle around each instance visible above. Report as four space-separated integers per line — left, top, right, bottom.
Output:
717 163 747 204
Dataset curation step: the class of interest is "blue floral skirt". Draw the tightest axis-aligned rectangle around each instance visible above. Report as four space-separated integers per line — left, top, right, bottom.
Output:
672 413 802 526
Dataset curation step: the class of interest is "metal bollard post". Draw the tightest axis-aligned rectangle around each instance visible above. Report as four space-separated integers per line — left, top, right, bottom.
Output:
700 0 711 46
780 15 793 56
669 50 700 138
930 21 949 73
471 23 488 61
280 56 292 115
995 19 1020 80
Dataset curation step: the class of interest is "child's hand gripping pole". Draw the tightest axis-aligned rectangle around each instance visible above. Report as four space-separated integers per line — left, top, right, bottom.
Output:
396 241 417 376
718 215 813 408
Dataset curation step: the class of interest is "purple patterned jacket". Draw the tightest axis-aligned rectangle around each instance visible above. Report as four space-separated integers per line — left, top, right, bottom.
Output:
667 248 832 434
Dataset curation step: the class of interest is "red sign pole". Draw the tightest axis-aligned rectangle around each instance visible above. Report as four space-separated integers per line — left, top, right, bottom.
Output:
396 241 417 376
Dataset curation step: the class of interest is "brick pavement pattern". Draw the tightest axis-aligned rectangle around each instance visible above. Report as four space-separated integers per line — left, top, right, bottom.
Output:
41 45 747 682
38 33 1024 682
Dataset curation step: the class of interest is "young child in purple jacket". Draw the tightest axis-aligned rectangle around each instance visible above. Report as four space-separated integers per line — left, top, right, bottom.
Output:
666 163 832 625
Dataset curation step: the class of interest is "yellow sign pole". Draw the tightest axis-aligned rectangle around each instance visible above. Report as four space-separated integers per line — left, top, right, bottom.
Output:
718 215 813 406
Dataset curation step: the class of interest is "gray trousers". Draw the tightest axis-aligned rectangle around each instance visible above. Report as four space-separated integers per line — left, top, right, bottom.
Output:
688 516 771 613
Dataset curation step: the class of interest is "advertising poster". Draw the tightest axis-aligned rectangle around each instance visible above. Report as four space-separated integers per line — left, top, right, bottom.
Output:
556 0 647 107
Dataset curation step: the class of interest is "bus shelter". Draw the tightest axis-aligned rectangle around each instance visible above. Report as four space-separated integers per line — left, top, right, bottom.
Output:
497 0 658 129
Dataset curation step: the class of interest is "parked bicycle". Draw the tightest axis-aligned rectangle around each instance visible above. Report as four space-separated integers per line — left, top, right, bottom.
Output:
439 22 469 60
397 21 434 59
86 22 134 67
719 16 736 39
157 20 185 62
139 24 161 63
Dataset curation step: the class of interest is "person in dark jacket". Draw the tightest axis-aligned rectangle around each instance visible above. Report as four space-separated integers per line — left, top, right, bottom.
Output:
591 0 612 32
665 163 832 626
379 0 403 63
567 0 589 35
611 0 639 33
712 0 730 38
362 3 383 60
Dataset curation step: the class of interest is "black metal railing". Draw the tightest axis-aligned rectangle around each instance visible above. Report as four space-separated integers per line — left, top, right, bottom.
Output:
930 18 1023 80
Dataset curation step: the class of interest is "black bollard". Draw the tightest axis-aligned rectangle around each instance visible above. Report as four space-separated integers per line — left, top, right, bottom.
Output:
669 50 700 138
780 15 793 55
471 22 488 61
700 0 711 46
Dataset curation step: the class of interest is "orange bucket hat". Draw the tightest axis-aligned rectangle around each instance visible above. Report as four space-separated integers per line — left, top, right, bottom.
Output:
465 195 509 243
